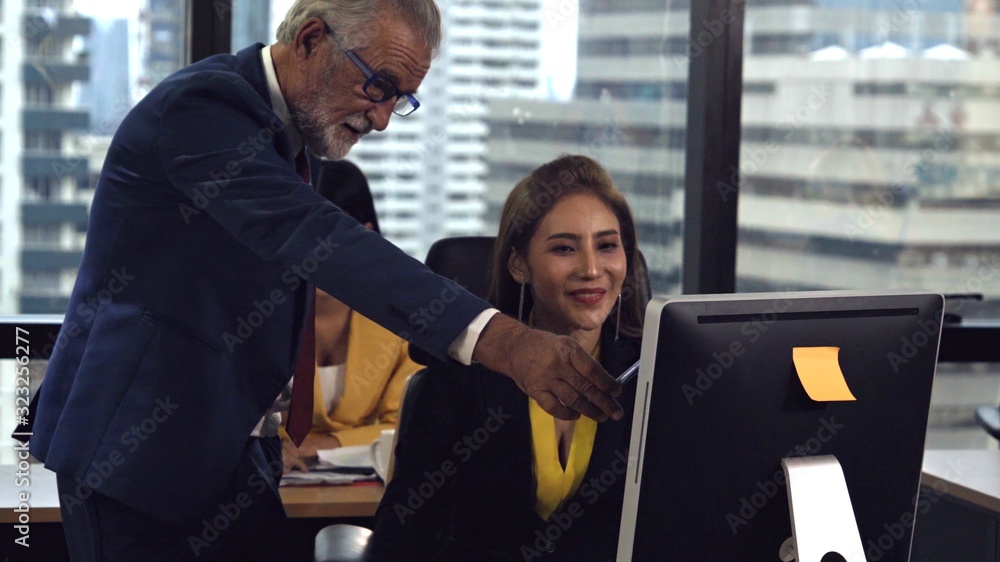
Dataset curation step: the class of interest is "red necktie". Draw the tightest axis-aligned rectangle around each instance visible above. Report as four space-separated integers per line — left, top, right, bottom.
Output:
286 151 314 446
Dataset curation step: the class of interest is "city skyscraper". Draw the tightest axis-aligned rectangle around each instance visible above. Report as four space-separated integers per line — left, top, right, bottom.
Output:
0 0 24 314
136 0 184 100
232 0 272 51
350 0 547 258
485 0 687 293
79 18 131 134
736 0 1000 297
3 1 93 314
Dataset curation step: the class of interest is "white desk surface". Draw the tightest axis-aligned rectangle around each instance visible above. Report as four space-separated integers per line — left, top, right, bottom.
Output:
920 449 1000 514
0 463 382 524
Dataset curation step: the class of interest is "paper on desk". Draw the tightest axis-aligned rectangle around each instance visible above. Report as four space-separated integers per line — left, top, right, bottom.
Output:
317 445 373 469
279 445 378 487
280 471 377 487
792 346 857 402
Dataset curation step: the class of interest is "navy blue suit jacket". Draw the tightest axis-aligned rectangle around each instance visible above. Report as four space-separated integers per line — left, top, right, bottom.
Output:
32 44 489 527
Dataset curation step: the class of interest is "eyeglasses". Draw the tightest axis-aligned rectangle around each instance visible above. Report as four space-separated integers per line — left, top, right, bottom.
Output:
342 49 420 117
323 23 420 116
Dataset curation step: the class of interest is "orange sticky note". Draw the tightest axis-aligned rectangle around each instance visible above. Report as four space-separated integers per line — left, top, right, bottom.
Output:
792 347 857 402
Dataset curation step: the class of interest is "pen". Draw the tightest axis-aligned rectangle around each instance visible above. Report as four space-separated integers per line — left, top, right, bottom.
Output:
617 360 640 385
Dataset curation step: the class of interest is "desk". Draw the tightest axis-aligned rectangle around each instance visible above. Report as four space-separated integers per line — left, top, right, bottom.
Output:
0 464 383 523
913 450 1000 562
280 482 383 518
921 449 1000 514
0 464 381 561
0 463 60 523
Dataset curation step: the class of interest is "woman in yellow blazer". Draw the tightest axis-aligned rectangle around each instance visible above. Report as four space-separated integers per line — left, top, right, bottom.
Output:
282 160 423 472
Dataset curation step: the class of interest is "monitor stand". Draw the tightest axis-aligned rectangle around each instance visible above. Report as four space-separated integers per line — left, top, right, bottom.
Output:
779 456 866 562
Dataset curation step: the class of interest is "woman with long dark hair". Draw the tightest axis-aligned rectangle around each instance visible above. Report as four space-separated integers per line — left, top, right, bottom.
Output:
367 154 649 561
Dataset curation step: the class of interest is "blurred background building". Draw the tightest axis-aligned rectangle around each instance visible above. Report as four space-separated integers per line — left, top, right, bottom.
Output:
3 0 92 315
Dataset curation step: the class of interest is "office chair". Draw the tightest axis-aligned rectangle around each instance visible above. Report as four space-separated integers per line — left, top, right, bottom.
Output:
314 525 373 562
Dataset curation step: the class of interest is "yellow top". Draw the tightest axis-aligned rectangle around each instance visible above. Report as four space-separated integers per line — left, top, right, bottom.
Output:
529 349 600 521
281 311 423 446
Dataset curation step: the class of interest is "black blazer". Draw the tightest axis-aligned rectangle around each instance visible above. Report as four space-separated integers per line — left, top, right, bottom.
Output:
368 325 640 562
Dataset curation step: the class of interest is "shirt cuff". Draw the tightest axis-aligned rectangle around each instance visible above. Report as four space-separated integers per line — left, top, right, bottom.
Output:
448 308 501 365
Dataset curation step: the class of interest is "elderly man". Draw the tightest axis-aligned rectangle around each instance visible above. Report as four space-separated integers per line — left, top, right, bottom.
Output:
30 0 623 560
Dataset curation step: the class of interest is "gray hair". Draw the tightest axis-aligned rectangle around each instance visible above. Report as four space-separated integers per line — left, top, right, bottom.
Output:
275 0 442 55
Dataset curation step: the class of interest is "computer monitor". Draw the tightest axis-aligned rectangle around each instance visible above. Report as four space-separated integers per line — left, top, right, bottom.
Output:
617 291 943 562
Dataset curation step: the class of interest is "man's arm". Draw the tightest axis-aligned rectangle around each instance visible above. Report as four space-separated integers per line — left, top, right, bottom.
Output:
470 313 623 422
158 75 620 422
156 74 486 361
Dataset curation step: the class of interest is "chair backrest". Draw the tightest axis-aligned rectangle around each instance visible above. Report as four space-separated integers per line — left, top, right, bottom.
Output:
409 236 496 364
424 236 496 299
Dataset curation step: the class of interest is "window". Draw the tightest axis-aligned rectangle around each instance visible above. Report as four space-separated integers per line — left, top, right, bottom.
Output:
738 0 1000 450
23 224 61 248
24 83 54 105
234 1 687 292
24 130 61 151
23 177 56 202
0 0 188 315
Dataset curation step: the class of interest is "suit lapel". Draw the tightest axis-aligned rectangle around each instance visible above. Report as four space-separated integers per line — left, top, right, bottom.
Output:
233 43 299 163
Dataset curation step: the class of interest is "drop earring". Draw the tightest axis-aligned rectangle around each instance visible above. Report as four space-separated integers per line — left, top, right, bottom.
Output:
615 293 622 341
518 277 526 323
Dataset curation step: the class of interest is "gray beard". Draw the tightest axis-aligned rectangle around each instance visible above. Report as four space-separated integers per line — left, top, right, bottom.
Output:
290 101 355 160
